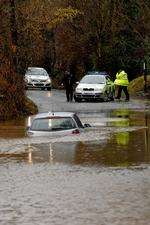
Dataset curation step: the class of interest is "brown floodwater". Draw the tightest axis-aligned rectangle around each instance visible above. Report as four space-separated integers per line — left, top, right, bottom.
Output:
0 109 150 225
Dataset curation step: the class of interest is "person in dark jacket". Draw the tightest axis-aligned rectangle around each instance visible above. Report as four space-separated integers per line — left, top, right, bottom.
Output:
61 71 76 102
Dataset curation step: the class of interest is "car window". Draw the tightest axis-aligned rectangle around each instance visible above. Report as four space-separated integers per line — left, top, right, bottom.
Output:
43 71 48 76
87 71 108 76
73 114 84 128
80 75 106 84
26 68 47 76
31 117 77 131
106 76 112 81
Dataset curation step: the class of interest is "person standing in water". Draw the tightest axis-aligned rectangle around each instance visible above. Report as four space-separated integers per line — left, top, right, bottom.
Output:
61 71 76 102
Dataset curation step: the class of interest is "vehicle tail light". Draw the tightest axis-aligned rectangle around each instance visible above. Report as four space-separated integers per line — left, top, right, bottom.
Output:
72 129 80 134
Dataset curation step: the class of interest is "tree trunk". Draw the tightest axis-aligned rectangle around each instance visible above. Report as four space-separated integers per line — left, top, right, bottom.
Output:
10 0 18 72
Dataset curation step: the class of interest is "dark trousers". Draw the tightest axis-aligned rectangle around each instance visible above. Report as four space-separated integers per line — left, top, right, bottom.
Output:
66 88 73 102
116 86 129 100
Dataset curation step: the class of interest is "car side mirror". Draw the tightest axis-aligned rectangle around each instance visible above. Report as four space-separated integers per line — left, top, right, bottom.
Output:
26 126 30 131
107 80 111 84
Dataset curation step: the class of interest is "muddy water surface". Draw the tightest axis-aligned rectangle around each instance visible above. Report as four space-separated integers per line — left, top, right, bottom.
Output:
0 108 150 225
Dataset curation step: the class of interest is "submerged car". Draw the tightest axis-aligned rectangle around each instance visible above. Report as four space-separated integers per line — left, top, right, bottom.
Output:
27 112 90 137
25 67 51 90
74 72 115 102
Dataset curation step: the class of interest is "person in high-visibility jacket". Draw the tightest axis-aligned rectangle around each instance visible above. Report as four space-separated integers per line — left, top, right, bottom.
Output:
114 70 130 101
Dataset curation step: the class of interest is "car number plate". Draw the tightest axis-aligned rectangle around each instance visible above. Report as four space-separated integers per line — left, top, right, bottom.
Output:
83 93 93 95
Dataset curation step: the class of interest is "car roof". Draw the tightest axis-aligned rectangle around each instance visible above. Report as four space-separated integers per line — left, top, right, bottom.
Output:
28 67 45 70
87 71 108 76
82 74 106 79
33 112 76 119
84 74 106 77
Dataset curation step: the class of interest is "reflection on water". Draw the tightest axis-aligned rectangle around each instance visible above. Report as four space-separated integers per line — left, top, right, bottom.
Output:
76 128 150 166
25 142 77 164
0 118 26 138
0 109 149 167
0 126 149 167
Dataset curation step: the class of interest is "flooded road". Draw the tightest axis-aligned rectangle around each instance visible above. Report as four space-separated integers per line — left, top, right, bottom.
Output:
0 90 150 225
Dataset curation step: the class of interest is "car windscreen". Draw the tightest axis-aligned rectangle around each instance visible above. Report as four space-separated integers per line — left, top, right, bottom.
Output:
31 117 77 131
26 69 47 76
80 75 106 84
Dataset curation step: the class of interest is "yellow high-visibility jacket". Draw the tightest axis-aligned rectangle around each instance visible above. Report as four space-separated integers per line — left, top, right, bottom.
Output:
114 70 129 86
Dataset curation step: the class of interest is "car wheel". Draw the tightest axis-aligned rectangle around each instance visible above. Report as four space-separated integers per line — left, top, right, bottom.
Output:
104 90 114 101
74 96 81 102
108 90 115 101
76 98 82 102
110 93 114 101
103 92 109 102
47 87 51 91
99 98 105 102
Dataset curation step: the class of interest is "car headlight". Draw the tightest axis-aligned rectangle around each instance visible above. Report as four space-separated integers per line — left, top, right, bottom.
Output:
76 87 82 92
95 88 103 92
46 78 51 83
94 88 99 91
95 87 106 92
25 77 29 83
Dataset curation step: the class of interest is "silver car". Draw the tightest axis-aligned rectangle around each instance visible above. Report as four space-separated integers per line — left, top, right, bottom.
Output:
25 67 51 90
74 72 115 102
27 112 90 137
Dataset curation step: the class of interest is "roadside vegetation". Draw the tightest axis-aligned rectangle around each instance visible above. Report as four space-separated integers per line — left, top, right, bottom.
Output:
128 75 150 96
0 0 150 120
